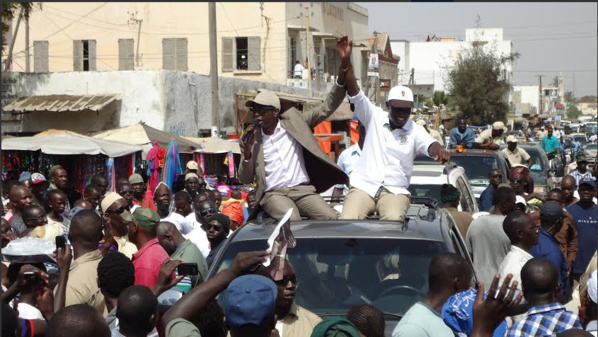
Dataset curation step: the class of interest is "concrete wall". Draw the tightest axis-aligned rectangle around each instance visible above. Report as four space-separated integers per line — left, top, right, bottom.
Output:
513 85 539 113
4 70 323 136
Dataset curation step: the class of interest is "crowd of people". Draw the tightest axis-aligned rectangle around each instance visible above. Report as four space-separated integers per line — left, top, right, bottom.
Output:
1 36 597 337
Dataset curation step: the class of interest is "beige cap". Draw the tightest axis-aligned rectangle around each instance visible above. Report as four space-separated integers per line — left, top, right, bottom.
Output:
506 135 518 143
493 121 507 131
245 90 281 111
185 173 199 181
101 192 124 213
186 161 199 170
416 120 427 126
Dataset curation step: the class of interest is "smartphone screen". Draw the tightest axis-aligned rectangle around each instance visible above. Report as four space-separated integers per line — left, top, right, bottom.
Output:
56 236 66 250
177 263 199 276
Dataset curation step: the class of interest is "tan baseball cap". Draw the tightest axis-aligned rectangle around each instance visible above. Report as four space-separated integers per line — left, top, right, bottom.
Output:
493 121 507 131
186 161 199 170
245 90 281 111
506 135 518 143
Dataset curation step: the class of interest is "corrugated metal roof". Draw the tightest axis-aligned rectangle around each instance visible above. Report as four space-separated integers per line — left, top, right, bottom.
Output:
2 94 118 112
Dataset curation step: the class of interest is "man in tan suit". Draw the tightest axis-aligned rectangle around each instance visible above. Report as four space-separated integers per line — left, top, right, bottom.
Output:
239 37 352 221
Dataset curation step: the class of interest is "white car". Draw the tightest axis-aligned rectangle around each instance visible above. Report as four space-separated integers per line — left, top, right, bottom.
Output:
409 164 479 215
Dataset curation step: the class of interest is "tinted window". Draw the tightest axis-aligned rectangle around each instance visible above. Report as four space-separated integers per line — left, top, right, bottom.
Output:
448 156 499 186
213 238 447 316
525 147 545 172
456 177 473 213
408 184 441 204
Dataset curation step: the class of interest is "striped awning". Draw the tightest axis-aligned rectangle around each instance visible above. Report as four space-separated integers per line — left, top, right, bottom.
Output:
2 94 118 113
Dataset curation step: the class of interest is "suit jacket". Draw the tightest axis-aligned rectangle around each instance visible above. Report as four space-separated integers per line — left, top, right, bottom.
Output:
239 84 349 219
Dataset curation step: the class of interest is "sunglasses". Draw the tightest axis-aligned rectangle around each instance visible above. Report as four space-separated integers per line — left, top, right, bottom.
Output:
207 223 222 231
274 275 298 286
509 178 524 184
25 216 46 222
106 206 128 215
119 190 133 195
200 208 217 216
251 106 275 115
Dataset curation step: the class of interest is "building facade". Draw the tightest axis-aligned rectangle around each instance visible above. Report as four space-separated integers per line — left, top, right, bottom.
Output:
6 2 368 88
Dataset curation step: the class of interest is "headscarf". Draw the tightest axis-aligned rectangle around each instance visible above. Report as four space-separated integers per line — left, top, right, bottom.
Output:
310 317 361 337
222 201 244 226
440 184 461 203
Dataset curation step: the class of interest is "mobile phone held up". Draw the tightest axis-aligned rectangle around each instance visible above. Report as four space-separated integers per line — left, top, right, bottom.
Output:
176 263 199 276
56 236 66 250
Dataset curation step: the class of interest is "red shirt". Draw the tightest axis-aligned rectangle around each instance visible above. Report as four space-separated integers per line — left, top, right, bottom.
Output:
132 238 169 289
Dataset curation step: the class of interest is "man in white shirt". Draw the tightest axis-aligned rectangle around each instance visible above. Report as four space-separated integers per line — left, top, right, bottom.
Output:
339 48 450 221
502 135 533 168
239 37 351 221
332 121 366 199
498 211 539 293
293 60 305 79
153 183 194 234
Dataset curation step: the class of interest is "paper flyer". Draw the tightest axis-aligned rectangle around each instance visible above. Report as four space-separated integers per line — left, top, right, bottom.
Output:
263 208 296 280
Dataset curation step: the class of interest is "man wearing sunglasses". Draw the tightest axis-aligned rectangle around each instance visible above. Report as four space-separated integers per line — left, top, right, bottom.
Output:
205 214 230 267
479 169 503 212
100 192 137 259
239 37 353 222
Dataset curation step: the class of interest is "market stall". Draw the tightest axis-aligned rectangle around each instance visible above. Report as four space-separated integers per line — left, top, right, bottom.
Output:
2 130 142 193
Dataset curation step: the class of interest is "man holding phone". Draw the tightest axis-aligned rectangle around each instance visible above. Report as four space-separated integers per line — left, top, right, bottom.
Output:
156 221 208 288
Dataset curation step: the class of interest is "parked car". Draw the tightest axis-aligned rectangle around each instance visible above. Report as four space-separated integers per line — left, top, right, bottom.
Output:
584 143 597 165
415 149 511 201
570 133 589 146
409 164 479 214
207 201 476 336
499 144 558 194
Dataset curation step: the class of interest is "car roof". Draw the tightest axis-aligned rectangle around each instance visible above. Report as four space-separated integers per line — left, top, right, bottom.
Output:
230 205 450 243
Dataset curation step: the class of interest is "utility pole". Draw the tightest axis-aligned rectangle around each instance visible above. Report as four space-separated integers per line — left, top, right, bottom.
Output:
373 31 380 106
408 68 416 108
135 19 142 66
537 75 543 116
209 2 220 134
25 16 30 72
5 7 24 71
304 3 313 97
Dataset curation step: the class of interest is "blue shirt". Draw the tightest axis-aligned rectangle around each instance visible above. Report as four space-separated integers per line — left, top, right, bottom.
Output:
567 203 598 274
507 302 581 337
336 143 362 195
478 185 495 212
530 227 569 300
449 127 476 149
542 135 560 153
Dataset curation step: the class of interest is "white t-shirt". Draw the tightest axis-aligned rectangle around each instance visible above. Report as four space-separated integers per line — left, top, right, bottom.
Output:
161 212 195 235
14 302 45 320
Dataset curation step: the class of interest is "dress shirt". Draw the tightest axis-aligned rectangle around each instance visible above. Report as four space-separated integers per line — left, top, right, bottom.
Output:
347 89 436 198
60 250 105 314
498 245 533 291
475 129 504 146
507 302 581 337
161 211 195 235
335 143 362 194
502 147 530 166
262 121 310 192
570 170 594 186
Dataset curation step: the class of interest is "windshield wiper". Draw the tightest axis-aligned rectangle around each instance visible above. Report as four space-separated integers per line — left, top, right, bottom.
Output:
319 312 403 319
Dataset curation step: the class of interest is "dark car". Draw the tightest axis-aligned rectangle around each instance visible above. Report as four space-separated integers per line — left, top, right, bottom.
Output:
499 144 558 193
415 149 511 201
206 201 476 336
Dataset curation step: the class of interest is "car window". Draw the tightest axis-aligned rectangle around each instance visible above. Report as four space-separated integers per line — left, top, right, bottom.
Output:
449 156 499 186
525 148 545 172
213 238 447 316
407 184 441 204
456 177 474 213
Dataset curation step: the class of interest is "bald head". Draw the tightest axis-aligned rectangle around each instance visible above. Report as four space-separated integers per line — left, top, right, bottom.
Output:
116 286 158 336
47 304 110 337
155 221 184 255
561 175 577 203
9 185 33 211
521 258 559 304
428 252 472 293
503 211 533 243
68 209 103 249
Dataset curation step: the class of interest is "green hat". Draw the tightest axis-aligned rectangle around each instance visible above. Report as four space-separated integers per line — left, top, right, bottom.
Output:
310 317 360 337
132 207 160 231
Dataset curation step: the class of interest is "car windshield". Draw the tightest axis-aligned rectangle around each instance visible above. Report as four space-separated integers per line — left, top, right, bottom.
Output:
574 136 588 145
587 144 597 150
213 238 447 316
448 156 499 186
524 147 545 172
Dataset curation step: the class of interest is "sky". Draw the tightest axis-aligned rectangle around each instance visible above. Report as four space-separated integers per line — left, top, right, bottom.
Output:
359 2 597 98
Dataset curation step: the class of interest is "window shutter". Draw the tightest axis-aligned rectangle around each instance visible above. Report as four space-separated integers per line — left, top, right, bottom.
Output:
175 38 188 71
119 39 134 70
73 40 83 71
162 38 175 70
221 37 233 72
88 40 97 71
247 36 261 71
33 41 49 73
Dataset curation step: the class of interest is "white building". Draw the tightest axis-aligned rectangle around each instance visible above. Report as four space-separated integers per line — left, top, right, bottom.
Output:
513 85 540 115
391 28 513 95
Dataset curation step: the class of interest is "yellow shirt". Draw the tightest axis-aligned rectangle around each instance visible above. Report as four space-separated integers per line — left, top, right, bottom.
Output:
29 223 64 243
502 147 530 166
475 129 504 146
59 250 105 314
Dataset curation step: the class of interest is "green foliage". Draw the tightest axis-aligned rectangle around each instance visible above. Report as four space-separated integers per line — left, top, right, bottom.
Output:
446 43 517 125
568 106 581 121
564 91 578 104
432 91 449 107
1 3 41 53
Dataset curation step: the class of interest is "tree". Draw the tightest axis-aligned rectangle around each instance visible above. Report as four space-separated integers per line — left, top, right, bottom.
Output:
564 91 578 105
1 3 41 53
445 42 518 125
551 76 559 87
432 91 449 107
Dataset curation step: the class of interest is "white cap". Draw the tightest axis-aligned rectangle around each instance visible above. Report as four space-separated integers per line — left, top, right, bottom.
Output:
493 121 507 131
589 270 597 304
416 120 427 126
506 135 518 143
101 192 124 213
387 85 414 108
515 195 527 206
186 161 199 170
